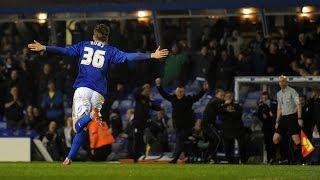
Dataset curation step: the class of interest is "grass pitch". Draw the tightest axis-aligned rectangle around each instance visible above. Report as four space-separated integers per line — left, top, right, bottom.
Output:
0 162 320 180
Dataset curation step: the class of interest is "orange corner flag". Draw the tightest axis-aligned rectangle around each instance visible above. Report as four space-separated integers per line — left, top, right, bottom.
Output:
301 130 314 158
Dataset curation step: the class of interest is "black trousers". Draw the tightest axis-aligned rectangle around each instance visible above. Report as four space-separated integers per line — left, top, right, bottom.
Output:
223 135 247 164
128 132 145 162
262 128 276 161
172 128 193 161
90 145 112 161
203 126 221 160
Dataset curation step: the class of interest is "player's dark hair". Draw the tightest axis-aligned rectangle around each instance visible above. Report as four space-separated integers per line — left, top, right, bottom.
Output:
94 24 110 42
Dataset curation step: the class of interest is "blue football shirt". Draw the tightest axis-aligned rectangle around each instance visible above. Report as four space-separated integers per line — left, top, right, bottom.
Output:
46 41 151 96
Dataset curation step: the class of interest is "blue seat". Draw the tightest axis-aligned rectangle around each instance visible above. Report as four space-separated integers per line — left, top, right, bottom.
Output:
13 129 27 137
119 100 133 109
0 128 13 137
26 130 39 139
0 121 7 129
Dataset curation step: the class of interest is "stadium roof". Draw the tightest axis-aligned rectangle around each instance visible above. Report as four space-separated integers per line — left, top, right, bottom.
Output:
0 0 317 14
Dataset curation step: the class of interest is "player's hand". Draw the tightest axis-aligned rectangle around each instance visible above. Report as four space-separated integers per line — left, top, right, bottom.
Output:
91 149 95 155
151 46 169 59
28 40 46 51
275 122 279 129
155 78 161 86
298 119 304 127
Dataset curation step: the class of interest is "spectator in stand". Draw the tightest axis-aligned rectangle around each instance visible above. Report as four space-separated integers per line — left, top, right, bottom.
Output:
163 44 188 86
235 51 253 76
37 63 54 96
215 50 234 90
19 61 34 103
199 25 212 47
6 70 22 91
42 121 63 160
295 33 311 55
266 43 282 76
191 46 213 80
0 62 7 116
55 61 75 100
41 80 64 126
32 106 46 134
104 83 126 118
4 86 24 129
19 105 37 130
229 30 244 57
4 57 16 75
208 39 221 59
60 117 74 158
7 69 30 103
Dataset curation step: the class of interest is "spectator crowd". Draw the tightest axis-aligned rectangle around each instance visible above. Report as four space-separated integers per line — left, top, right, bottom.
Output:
0 18 320 163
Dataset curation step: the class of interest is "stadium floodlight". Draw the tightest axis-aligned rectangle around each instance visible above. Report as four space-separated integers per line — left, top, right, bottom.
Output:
37 13 47 24
241 7 256 15
137 10 151 18
37 13 47 20
136 10 151 24
239 7 258 22
301 6 315 13
298 6 315 20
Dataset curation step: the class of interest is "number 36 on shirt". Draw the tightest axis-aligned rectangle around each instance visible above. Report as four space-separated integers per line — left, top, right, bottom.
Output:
80 47 105 68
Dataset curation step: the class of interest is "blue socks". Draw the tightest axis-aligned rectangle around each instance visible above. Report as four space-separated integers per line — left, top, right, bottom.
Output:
67 130 86 160
67 114 92 160
74 114 92 133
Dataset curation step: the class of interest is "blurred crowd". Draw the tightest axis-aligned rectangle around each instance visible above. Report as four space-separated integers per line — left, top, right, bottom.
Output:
0 18 320 163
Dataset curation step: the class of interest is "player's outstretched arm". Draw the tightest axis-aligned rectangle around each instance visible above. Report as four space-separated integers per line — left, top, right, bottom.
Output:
28 40 80 56
111 46 169 64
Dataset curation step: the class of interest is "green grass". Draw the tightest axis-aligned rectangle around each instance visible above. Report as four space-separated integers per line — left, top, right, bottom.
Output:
0 162 320 180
